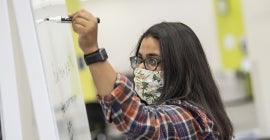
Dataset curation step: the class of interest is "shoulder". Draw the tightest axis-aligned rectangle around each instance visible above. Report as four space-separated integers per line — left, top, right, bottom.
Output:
159 99 218 136
154 100 203 122
161 99 209 120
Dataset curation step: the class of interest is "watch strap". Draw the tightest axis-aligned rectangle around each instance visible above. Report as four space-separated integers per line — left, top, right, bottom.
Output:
84 48 108 65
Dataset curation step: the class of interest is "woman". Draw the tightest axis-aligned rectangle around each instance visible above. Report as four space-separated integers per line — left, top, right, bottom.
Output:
70 9 233 140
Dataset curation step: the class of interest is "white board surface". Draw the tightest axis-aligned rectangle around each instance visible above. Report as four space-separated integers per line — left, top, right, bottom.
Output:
9 0 91 139
35 13 92 140
32 3 92 140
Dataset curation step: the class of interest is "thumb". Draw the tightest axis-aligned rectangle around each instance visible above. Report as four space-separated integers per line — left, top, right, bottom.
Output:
68 12 75 18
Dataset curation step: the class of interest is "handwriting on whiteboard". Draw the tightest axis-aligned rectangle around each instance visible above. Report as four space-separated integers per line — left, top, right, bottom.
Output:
52 55 74 84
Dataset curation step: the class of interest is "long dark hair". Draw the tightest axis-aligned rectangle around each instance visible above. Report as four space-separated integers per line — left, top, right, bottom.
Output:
134 22 233 139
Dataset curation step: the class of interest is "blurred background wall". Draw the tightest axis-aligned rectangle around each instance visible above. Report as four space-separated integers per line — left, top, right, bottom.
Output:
4 0 269 139
242 0 270 137
82 0 221 74
80 1 270 138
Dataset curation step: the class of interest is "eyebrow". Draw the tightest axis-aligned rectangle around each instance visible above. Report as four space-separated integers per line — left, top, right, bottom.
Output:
137 53 160 58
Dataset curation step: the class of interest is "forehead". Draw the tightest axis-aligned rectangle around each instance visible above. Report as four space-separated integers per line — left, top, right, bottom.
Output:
138 36 160 57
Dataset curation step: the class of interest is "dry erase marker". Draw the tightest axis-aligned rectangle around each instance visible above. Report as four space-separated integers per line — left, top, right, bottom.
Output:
46 16 72 23
37 16 100 24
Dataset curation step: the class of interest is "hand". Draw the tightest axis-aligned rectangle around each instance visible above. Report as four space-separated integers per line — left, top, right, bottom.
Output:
69 9 99 54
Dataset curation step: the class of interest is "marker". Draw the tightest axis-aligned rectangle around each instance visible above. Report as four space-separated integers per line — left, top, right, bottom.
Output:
36 16 100 24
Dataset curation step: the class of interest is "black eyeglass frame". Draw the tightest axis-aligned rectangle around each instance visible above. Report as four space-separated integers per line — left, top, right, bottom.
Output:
129 56 161 71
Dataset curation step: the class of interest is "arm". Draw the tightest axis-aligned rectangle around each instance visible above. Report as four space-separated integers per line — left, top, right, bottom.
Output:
69 9 116 95
98 74 217 139
69 9 217 139
70 10 182 139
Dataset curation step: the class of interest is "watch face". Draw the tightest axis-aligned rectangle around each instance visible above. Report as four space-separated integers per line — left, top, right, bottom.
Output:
84 48 108 65
100 48 108 60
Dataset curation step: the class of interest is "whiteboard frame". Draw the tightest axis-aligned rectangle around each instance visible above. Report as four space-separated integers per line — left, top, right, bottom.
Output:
0 0 23 139
11 0 59 139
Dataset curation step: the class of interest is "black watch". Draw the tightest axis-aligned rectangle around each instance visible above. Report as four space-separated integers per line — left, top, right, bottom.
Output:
84 48 108 65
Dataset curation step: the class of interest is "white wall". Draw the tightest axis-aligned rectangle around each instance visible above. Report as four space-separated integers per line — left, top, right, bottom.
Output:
31 0 221 74
82 0 220 74
242 0 270 137
75 0 270 136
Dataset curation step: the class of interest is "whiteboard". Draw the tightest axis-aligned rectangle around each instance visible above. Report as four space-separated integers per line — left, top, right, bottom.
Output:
0 0 23 139
35 13 92 140
10 0 91 139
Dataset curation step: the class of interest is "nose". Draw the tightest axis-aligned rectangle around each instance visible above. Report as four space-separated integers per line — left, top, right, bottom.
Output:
138 62 145 69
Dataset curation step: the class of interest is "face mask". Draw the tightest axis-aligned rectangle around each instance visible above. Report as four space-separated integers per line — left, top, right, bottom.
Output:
133 68 164 104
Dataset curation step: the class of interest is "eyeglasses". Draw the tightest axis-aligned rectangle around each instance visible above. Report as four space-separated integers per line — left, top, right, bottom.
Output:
130 56 161 71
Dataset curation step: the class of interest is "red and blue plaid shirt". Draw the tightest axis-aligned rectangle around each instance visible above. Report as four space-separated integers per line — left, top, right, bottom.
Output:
98 74 219 140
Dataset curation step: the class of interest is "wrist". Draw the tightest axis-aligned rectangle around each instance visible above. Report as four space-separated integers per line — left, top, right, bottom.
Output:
82 45 99 55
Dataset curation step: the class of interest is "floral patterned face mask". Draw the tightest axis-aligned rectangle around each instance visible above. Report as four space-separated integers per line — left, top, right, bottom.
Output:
134 68 164 104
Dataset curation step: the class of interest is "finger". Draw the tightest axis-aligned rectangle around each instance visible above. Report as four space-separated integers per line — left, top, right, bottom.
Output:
72 23 85 34
68 12 75 18
69 9 99 25
74 10 99 25
72 19 95 35
73 9 92 21
73 17 89 27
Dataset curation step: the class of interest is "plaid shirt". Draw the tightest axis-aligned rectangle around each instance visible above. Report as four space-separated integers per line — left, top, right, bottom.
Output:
98 74 219 140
